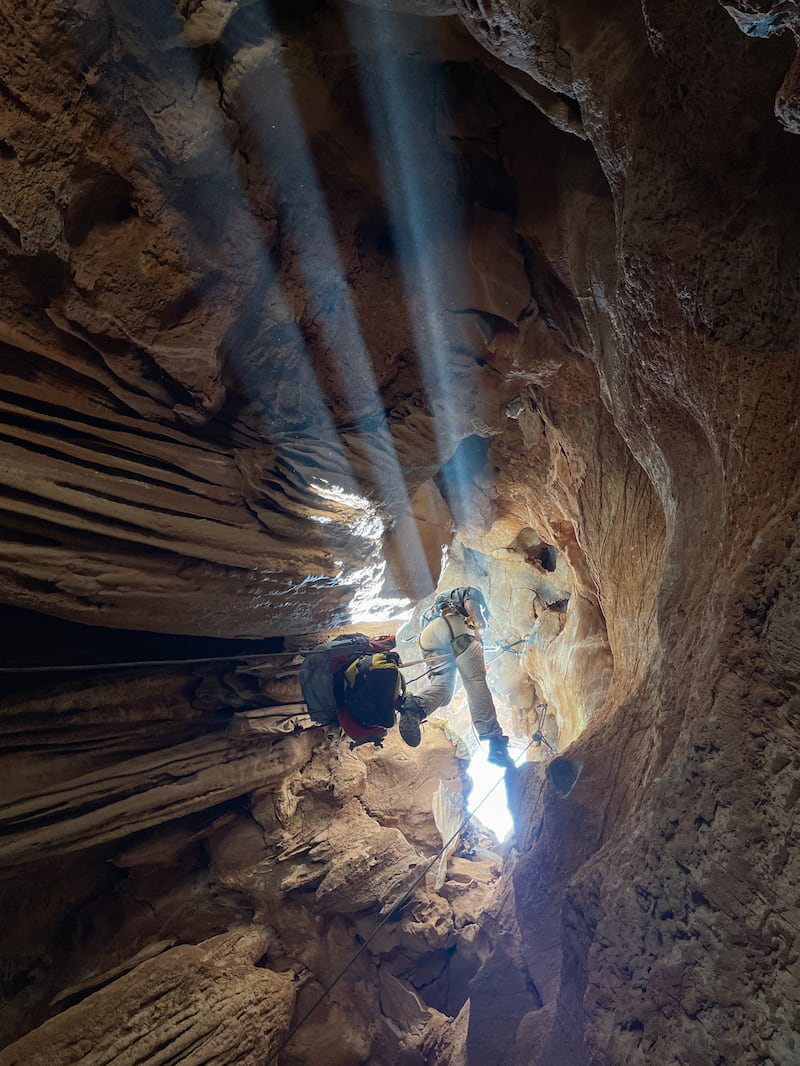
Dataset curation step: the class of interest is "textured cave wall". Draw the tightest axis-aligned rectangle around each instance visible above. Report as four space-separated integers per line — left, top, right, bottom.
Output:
2 0 800 1065
445 1 800 1064
0 0 529 635
0 4 539 1062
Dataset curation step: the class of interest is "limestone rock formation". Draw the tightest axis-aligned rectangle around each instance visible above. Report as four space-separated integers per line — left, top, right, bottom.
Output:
0 929 296 1066
2 0 800 1064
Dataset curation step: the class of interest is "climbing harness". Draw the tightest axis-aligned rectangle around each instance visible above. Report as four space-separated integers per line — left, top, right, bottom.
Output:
262 731 540 1066
5 633 555 1061
531 701 558 755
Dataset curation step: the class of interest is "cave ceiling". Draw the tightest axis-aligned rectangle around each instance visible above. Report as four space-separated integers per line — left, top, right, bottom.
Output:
2 0 800 1064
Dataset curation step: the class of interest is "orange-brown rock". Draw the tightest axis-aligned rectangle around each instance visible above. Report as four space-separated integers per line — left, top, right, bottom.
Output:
2 0 800 1064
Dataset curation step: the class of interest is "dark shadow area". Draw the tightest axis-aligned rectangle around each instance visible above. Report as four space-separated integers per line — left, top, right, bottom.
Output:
546 755 582 796
527 541 558 571
0 796 256 1047
0 603 283 695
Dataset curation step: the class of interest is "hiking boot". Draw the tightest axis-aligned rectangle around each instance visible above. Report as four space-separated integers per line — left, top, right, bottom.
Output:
486 735 514 769
397 695 426 748
398 710 422 747
399 695 427 719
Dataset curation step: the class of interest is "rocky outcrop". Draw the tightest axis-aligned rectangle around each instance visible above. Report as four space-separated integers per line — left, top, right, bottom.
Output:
0 676 501 1064
0 929 296 1066
0 0 535 635
2 0 800 1064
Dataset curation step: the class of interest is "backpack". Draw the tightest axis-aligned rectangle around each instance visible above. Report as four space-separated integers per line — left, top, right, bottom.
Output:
420 586 488 628
299 633 401 748
337 653 405 728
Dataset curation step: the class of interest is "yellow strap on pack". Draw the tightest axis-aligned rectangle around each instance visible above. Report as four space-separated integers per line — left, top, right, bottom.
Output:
344 653 399 694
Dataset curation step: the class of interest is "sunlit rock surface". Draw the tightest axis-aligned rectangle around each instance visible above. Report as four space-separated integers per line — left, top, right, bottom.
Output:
2 0 800 1064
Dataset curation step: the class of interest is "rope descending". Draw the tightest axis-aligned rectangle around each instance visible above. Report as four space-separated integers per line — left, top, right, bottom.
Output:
263 733 540 1066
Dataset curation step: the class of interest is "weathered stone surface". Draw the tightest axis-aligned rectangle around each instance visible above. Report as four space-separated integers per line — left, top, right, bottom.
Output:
2 0 800 1064
0 729 319 874
0 928 295 1066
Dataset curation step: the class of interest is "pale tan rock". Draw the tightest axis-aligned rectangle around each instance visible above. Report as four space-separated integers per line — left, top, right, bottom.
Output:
422 998 470 1066
377 969 435 1063
361 728 466 852
0 929 295 1066
1 2 800 1065
227 705 312 739
0 731 318 874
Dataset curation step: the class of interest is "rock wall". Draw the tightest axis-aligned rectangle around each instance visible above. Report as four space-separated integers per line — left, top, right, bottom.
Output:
444 0 800 1063
1 0 800 1064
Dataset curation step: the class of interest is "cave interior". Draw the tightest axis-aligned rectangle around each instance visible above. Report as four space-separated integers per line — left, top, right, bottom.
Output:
2 0 800 1064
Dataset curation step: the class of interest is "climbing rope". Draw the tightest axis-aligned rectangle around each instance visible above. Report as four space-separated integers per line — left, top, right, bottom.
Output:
0 650 458 677
262 732 539 1066
403 659 446 685
2 630 545 1061
0 634 530 678
0 651 302 675
403 636 530 687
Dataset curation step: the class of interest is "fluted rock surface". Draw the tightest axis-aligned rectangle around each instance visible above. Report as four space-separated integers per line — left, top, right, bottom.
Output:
1 0 800 1064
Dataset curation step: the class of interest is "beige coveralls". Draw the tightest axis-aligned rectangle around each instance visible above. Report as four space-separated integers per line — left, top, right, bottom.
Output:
417 612 503 740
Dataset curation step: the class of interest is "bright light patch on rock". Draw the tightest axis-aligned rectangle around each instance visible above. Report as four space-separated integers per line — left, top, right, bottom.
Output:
348 572 412 624
468 743 513 842
310 479 385 542
311 479 411 623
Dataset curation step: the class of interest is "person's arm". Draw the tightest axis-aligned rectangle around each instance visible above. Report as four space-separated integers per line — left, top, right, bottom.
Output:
464 595 486 631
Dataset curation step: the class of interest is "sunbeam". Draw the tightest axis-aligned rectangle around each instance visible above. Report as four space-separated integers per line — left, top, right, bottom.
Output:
174 0 437 621
227 2 436 615
344 6 482 528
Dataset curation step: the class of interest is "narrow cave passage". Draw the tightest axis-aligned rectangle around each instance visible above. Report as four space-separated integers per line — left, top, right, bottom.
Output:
386 495 612 841
1 0 745 1059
